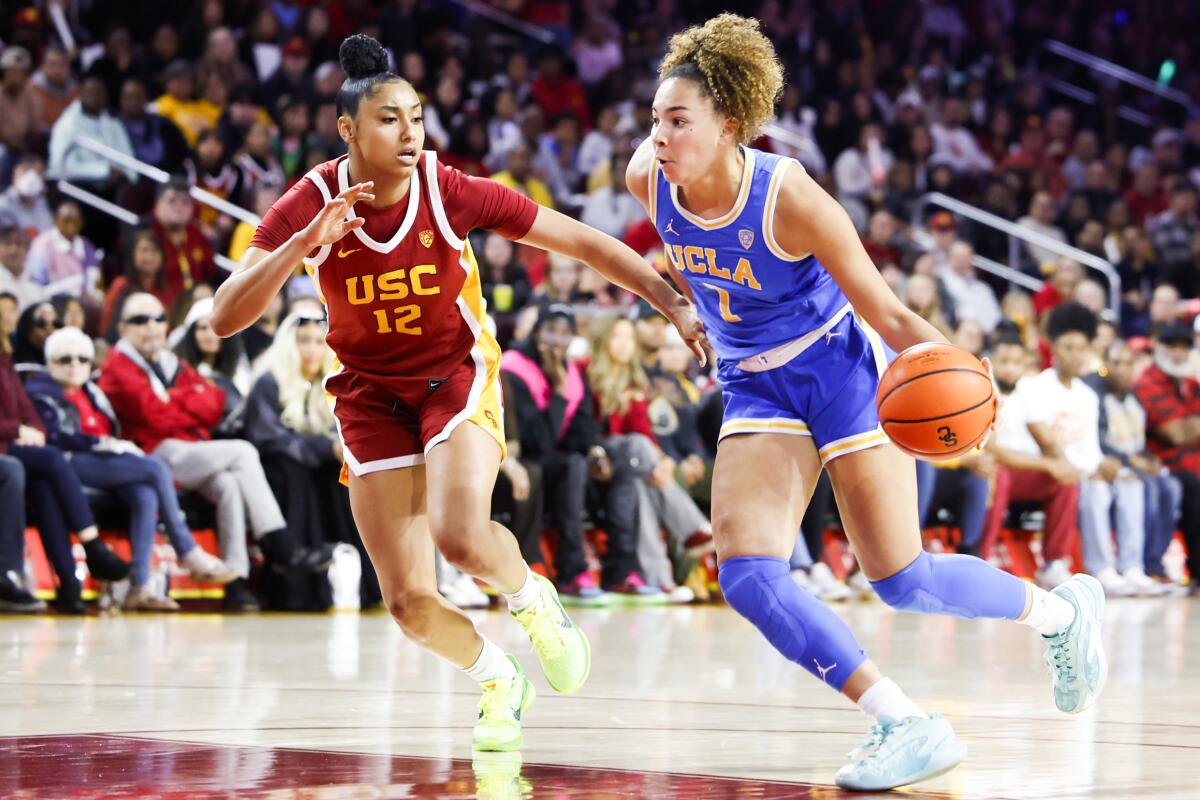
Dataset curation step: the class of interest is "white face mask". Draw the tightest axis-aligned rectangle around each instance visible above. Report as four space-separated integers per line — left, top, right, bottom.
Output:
1154 343 1192 379
14 169 43 198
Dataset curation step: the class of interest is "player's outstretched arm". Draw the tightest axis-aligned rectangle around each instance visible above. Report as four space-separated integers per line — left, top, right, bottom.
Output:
211 181 374 336
772 163 949 353
518 204 710 365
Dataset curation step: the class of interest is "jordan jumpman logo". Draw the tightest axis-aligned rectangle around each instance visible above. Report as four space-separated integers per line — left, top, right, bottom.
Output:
814 658 837 684
664 218 680 236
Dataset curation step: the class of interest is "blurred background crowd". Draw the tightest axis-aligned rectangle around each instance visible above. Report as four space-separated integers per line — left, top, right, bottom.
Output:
1 0 1199 615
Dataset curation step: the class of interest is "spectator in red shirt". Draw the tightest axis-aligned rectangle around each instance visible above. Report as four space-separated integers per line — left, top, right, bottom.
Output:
530 49 592 132
1131 321 1200 591
1032 256 1084 319
97 291 332 610
861 209 905 267
26 325 238 611
101 230 177 341
149 178 218 302
1122 163 1167 226
996 116 1067 198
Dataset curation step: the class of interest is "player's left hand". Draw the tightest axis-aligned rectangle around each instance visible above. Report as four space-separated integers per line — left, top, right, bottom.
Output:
664 298 710 367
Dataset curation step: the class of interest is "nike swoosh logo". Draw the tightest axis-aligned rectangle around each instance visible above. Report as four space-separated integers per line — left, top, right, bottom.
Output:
338 247 362 258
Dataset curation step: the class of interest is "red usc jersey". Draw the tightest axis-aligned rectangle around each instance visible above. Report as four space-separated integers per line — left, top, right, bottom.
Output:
251 152 538 379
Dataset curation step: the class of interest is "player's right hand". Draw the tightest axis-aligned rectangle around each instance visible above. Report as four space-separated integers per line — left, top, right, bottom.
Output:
300 181 375 249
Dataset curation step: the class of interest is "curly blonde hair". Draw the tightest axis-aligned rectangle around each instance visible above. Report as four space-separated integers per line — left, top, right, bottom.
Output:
658 13 784 144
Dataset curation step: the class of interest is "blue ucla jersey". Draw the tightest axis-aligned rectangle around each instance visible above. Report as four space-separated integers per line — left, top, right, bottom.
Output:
651 146 848 361
653 146 898 465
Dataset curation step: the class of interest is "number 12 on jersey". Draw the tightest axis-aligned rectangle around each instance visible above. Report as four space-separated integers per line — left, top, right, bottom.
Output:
373 305 423 335
701 282 742 323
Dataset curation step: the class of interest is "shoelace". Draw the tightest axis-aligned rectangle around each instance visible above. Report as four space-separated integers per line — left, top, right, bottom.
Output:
847 722 891 762
1046 638 1076 682
478 680 515 722
516 604 567 660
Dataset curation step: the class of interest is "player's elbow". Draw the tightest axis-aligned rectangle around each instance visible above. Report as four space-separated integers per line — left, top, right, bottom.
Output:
208 310 233 338
208 293 241 338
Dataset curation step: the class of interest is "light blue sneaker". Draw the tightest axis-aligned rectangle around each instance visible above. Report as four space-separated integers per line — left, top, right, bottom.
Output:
1044 573 1107 714
834 713 967 791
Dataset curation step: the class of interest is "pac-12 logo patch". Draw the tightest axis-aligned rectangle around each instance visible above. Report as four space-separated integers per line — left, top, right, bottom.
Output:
738 228 755 250
419 229 435 248
484 409 498 429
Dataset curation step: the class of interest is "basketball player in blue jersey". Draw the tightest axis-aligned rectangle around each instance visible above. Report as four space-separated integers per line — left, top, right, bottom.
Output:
627 15 1107 791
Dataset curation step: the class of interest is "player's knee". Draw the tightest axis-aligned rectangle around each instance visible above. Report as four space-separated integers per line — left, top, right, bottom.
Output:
386 590 442 644
433 528 487 576
870 550 931 611
718 556 790 617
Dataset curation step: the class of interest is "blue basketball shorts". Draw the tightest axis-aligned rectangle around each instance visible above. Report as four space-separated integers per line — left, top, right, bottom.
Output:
716 306 897 465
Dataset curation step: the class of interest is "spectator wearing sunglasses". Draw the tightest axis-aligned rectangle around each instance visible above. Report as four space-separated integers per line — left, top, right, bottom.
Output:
12 300 61 369
97 292 334 611
26 326 240 611
0 322 131 614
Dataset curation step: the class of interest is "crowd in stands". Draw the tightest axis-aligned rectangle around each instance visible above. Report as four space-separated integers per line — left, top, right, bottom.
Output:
1 0 1199 613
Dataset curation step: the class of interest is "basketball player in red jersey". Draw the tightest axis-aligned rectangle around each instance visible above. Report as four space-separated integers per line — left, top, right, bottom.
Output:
211 35 706 753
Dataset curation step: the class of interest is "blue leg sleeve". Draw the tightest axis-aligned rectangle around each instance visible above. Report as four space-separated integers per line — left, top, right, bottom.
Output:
870 550 1027 620
718 557 867 690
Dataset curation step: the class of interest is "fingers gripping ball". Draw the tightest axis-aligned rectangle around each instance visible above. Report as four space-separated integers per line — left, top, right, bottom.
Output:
876 343 995 461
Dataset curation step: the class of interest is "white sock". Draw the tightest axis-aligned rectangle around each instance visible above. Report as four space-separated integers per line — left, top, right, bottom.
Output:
1019 584 1077 637
462 637 517 683
504 566 540 612
856 678 927 722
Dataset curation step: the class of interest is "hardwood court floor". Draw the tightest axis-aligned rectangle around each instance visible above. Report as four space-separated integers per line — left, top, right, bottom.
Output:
1 596 1197 799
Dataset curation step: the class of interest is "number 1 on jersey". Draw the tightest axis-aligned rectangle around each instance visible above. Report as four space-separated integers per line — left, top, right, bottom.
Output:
701 282 742 323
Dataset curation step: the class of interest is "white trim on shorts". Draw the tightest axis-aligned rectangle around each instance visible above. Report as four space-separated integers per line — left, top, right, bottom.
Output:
817 428 891 465
718 417 812 441
324 365 423 476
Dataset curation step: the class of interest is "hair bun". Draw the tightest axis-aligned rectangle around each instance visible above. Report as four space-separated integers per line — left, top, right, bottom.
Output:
339 34 389 81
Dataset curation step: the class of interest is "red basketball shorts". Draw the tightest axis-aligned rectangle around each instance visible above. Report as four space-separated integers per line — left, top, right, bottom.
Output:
325 342 505 478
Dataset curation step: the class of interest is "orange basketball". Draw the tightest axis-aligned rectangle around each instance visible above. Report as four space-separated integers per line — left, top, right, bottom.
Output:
876 342 995 461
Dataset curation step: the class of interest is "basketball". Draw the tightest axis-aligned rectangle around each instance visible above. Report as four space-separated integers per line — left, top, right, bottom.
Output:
876 343 996 461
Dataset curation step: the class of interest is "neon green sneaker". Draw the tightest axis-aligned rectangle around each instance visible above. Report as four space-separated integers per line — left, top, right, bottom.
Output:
471 751 532 799
472 656 535 752
511 573 591 694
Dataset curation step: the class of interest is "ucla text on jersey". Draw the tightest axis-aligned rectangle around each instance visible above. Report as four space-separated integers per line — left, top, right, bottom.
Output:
651 147 849 362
